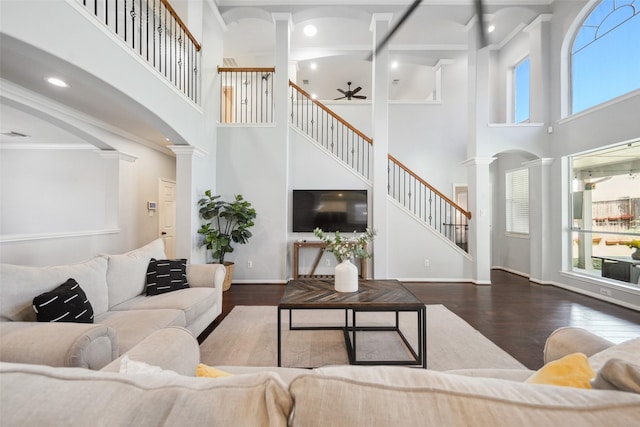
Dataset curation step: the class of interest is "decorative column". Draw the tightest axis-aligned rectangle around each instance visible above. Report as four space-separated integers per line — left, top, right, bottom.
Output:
370 13 392 279
463 157 495 284
168 145 208 261
524 15 552 125
527 158 554 282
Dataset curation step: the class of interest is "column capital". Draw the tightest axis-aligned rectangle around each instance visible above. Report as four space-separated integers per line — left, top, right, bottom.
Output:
272 12 293 31
167 144 208 158
370 13 393 30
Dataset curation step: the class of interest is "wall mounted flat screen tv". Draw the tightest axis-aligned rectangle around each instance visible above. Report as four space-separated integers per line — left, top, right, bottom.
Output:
292 190 368 232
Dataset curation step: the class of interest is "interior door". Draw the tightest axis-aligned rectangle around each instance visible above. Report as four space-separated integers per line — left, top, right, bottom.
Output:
158 178 176 258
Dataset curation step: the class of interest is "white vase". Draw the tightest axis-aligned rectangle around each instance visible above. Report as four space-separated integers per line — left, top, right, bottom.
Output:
334 259 358 292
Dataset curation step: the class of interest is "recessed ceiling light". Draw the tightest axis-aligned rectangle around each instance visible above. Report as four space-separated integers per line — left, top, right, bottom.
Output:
46 77 69 88
391 61 399 70
303 25 317 37
310 62 317 70
311 93 317 100
488 25 496 33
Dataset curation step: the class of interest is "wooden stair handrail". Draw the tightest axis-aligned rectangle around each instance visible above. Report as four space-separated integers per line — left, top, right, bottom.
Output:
388 154 472 219
161 0 201 51
289 80 373 144
218 67 276 73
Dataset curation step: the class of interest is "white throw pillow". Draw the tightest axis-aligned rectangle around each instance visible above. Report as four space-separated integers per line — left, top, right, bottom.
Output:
105 239 167 308
118 355 178 376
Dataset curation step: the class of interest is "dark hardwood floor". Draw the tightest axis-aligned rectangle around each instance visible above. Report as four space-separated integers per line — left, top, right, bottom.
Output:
200 270 640 370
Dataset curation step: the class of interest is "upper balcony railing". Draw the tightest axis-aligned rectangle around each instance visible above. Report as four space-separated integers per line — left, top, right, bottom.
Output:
217 67 275 124
78 0 200 103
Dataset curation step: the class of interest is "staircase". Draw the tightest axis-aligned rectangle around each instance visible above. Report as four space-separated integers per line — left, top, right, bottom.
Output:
289 81 471 252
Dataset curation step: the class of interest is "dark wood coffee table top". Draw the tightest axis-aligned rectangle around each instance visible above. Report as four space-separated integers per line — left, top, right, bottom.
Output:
279 279 423 309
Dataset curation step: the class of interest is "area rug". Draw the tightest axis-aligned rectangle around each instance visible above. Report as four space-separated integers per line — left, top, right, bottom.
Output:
199 305 526 370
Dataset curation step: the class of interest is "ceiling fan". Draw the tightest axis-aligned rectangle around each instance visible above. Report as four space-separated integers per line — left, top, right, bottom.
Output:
335 82 367 100
369 0 488 59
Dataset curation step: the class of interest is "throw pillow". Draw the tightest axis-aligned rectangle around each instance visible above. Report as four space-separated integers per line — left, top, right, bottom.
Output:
525 352 594 389
196 364 233 378
146 259 189 296
32 278 94 323
592 358 640 394
118 355 178 376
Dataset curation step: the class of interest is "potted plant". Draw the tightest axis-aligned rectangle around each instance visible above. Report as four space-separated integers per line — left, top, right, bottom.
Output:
197 189 257 291
313 227 376 292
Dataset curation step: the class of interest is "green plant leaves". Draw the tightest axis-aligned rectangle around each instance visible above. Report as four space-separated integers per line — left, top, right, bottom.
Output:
197 190 256 263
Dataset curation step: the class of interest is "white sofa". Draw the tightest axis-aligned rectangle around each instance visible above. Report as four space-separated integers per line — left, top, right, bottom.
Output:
1 326 639 426
0 239 226 370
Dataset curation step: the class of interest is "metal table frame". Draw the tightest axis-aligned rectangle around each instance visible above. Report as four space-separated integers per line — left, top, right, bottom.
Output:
277 305 426 368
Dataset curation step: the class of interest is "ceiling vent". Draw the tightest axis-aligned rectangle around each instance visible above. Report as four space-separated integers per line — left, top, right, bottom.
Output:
223 57 238 67
303 79 309 85
392 79 400 85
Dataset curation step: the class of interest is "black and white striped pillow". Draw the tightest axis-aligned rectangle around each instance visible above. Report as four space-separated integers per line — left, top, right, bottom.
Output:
145 258 189 296
32 278 94 323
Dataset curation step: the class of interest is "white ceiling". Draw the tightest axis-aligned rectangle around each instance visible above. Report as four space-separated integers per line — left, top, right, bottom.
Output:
0 0 553 149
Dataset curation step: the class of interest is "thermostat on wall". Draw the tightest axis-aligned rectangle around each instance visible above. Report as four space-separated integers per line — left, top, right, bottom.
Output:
147 201 157 210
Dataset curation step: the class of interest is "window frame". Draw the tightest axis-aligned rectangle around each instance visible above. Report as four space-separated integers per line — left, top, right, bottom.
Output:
505 167 530 236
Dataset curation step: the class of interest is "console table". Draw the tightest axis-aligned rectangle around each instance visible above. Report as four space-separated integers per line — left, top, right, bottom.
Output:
292 241 366 280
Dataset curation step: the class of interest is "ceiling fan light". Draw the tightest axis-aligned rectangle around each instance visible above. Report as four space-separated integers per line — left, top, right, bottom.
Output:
488 25 496 33
303 25 317 37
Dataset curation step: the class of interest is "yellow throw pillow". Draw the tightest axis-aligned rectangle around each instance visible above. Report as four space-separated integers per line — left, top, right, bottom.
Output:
526 352 595 389
196 364 233 378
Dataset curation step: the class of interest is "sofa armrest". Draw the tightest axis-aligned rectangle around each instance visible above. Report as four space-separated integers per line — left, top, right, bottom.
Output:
101 326 199 376
187 263 226 290
543 327 615 364
0 321 118 370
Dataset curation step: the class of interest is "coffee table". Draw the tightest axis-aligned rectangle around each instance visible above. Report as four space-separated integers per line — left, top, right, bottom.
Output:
277 279 426 368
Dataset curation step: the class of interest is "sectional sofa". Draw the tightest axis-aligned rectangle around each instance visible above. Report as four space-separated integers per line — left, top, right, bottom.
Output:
1 325 639 425
0 239 226 370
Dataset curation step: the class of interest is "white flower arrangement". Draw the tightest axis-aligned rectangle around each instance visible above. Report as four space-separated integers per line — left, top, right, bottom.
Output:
313 227 376 263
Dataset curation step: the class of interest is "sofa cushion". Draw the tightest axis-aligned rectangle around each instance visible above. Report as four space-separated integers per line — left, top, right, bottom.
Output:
105 239 167 308
0 256 109 321
145 258 189 296
293 366 640 426
95 309 185 354
32 278 94 323
0 362 292 426
592 358 640 393
110 287 216 326
588 337 640 371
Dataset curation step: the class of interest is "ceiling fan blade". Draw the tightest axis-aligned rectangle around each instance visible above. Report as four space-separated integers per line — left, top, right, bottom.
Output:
474 0 488 49
353 95 367 99
351 87 362 94
337 88 347 95
334 96 347 100
368 0 422 60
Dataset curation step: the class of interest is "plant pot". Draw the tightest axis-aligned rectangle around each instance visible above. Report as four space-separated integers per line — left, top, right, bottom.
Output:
222 261 235 292
632 248 640 261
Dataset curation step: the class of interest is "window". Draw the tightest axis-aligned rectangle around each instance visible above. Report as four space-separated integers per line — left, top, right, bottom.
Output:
571 0 640 114
570 141 640 284
514 57 531 123
506 168 529 235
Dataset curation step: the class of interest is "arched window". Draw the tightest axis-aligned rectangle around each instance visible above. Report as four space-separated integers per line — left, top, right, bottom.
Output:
571 0 640 114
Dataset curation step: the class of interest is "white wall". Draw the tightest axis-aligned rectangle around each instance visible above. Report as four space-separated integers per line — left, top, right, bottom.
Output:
0 135 175 266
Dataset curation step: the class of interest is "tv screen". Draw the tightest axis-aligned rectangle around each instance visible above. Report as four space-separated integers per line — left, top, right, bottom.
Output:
292 190 368 232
